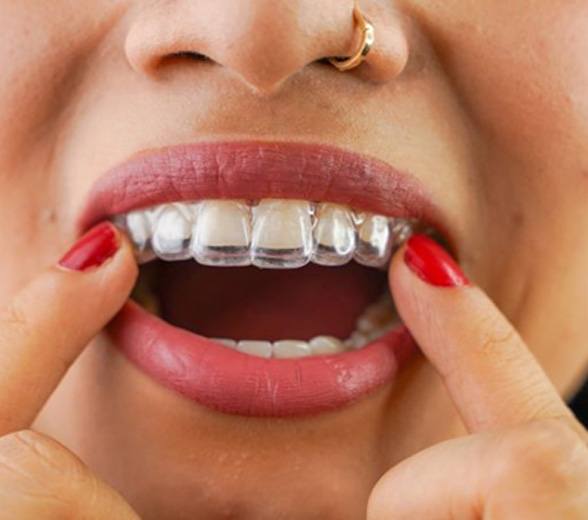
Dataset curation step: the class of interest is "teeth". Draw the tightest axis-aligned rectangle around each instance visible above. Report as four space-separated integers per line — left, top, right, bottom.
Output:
354 214 393 268
125 210 157 263
191 200 252 266
345 331 370 349
236 340 272 358
125 199 412 360
357 295 396 333
152 204 193 261
213 338 238 348
391 219 414 244
308 336 345 355
273 340 312 359
312 203 356 266
251 200 313 269
116 198 418 269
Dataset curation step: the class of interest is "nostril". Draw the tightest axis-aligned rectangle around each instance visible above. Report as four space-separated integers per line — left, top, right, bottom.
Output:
171 51 211 62
155 51 215 71
316 57 334 66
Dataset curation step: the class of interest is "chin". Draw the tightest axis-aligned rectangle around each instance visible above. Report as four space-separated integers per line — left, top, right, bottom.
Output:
38 333 453 520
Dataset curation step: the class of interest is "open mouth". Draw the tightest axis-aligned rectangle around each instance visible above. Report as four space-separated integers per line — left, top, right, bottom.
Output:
82 141 442 416
123 199 418 357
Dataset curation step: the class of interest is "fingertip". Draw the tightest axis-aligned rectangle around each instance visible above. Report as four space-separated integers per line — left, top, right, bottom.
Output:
98 229 139 297
53 222 138 310
56 222 137 278
387 235 477 362
402 234 470 288
388 242 424 327
57 222 120 273
113 229 140 280
388 234 471 314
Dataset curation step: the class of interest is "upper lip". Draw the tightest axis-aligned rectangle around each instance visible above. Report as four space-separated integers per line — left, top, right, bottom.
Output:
78 140 445 234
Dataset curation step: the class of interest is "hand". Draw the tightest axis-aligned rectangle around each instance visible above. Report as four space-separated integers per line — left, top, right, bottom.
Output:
368 235 588 519
0 223 139 519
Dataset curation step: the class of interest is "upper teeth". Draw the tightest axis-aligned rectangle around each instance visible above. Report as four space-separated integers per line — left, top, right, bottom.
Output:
114 199 417 269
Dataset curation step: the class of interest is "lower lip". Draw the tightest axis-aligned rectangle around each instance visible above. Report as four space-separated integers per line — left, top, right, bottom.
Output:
108 302 417 417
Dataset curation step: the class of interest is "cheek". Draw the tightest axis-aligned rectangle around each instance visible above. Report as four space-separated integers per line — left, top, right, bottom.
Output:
0 2 126 163
0 2 123 298
417 0 588 245
442 2 588 173
0 4 87 159
0 5 66 297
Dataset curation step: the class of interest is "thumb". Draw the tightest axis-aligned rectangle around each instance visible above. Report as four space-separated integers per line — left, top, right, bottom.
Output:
0 429 139 519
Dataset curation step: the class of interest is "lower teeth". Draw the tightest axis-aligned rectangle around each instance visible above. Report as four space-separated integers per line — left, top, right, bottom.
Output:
212 317 397 359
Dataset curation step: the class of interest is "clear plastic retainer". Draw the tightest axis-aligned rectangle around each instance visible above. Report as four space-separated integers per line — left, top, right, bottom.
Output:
116 199 419 270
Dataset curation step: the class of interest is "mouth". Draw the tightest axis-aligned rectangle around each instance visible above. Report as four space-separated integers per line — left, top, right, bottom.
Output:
83 141 444 417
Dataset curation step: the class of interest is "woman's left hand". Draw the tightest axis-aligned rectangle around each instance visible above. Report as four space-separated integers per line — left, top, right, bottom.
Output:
368 235 588 520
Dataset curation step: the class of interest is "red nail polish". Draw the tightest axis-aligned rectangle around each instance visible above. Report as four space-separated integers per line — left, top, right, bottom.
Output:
404 234 470 287
58 222 119 272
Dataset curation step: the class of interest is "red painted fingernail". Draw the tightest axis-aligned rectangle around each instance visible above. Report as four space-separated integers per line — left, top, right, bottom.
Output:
58 222 120 272
404 234 470 287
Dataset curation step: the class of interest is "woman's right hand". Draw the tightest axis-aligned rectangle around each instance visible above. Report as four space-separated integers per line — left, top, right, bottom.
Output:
0 222 139 519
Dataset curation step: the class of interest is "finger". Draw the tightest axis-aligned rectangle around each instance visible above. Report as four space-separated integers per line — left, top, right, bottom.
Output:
389 234 576 433
0 429 139 519
367 419 588 520
0 222 137 434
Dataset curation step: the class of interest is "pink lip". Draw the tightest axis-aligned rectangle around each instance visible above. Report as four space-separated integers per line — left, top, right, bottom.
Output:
83 141 434 417
110 303 416 416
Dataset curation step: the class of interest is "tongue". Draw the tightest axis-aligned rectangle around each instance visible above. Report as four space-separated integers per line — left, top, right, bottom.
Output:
154 262 387 341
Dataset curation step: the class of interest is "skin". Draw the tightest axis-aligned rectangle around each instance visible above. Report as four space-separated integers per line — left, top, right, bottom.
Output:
0 0 586 518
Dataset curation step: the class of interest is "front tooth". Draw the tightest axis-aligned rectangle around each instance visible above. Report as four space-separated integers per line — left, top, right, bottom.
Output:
312 203 356 266
191 200 252 266
152 204 193 261
237 340 272 358
309 336 345 355
273 340 311 358
251 200 313 269
353 213 392 268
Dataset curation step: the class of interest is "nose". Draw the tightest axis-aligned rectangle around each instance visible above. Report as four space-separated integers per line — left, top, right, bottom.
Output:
125 0 409 93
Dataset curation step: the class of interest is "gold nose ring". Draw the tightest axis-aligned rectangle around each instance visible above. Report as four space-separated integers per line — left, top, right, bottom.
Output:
329 7 375 72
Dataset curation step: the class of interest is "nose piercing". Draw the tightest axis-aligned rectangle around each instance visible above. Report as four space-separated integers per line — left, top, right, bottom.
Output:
329 7 375 72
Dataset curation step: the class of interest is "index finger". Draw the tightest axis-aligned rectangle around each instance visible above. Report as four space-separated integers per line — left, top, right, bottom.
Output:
389 234 577 434
0 223 137 435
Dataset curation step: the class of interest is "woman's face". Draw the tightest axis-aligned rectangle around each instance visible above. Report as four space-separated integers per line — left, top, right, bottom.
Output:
1 1 587 518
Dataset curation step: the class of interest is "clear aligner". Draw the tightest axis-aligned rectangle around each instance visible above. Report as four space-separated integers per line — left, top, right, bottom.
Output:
115 199 420 269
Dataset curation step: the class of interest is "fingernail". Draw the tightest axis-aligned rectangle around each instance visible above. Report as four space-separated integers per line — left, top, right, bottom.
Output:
58 222 120 272
404 234 470 287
